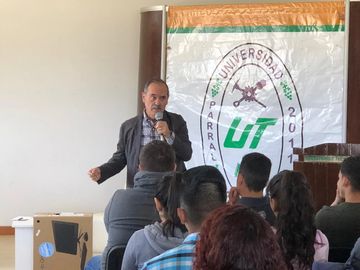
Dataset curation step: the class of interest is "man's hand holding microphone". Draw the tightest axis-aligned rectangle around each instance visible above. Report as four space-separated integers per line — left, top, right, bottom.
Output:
155 111 171 140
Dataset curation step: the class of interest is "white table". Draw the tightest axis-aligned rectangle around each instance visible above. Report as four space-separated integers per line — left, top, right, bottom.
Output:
11 217 33 270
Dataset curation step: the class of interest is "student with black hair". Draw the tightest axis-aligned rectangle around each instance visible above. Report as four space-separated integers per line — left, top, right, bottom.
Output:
142 165 227 270
85 140 177 270
267 170 329 270
228 152 275 225
315 156 360 260
121 173 188 270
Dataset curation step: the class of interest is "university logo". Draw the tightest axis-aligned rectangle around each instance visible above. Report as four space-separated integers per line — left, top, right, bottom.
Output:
200 43 303 187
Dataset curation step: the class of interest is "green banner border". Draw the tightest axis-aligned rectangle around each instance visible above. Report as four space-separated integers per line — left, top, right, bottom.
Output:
167 25 345 34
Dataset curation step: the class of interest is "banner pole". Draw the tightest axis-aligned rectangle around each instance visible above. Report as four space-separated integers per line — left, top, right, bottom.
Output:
343 0 350 143
160 5 167 80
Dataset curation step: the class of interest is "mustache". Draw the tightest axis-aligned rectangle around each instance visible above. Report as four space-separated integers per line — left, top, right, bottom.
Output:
151 104 161 110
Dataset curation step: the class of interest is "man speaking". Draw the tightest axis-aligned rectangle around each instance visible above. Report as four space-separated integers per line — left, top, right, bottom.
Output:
88 79 192 188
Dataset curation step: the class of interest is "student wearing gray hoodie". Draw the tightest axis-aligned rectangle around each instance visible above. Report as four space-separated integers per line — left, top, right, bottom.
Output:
121 173 188 270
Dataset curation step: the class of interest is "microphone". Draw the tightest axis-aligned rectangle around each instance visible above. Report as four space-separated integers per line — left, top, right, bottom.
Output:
155 111 163 121
155 111 165 141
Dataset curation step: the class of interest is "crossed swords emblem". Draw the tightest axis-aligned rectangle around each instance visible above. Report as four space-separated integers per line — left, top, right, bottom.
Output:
232 79 267 108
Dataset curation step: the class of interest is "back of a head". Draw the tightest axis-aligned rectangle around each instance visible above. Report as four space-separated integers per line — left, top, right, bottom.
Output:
194 204 287 270
239 152 272 191
341 155 360 192
180 165 227 228
267 170 316 269
155 173 187 237
139 140 175 172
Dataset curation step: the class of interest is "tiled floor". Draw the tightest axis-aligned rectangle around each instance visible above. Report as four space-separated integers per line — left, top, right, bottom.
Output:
0 235 15 270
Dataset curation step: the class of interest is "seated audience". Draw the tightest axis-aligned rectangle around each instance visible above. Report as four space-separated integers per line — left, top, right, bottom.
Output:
194 204 287 270
141 165 227 270
85 140 176 270
312 237 360 270
121 173 188 270
228 152 275 225
267 170 329 269
315 156 360 262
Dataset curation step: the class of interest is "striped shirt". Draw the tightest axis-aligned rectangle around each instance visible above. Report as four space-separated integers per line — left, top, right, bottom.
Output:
141 111 175 147
141 233 198 270
141 112 161 146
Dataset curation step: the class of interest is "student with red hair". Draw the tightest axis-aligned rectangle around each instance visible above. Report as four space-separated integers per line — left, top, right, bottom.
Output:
194 204 287 270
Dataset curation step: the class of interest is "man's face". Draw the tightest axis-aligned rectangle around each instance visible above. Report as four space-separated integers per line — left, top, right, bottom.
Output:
142 82 169 120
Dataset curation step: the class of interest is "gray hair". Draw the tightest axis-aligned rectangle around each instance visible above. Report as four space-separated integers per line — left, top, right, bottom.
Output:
143 78 169 96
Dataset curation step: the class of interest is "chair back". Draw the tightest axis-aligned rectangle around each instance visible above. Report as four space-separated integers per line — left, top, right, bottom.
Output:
104 245 127 270
348 238 360 269
328 247 352 263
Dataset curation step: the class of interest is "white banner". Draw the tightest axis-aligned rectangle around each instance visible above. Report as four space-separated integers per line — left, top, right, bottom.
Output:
166 3 346 187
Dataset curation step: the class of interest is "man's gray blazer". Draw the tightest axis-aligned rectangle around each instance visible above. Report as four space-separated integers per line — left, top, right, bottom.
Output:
98 110 192 187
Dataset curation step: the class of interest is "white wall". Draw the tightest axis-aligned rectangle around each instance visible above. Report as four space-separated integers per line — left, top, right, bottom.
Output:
0 0 231 226
1 0 328 226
